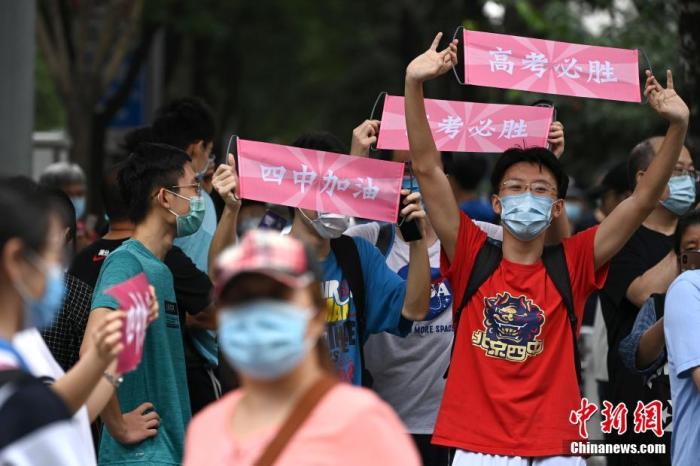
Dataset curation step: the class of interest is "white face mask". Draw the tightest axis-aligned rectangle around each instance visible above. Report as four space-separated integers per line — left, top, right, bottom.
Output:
300 210 350 239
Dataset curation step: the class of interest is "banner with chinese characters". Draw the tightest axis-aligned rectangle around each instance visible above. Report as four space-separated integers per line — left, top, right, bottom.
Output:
237 138 404 222
376 95 554 153
104 273 151 374
462 29 641 102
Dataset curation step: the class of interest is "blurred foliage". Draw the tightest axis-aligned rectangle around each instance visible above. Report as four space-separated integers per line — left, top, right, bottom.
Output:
34 51 66 130
36 0 689 189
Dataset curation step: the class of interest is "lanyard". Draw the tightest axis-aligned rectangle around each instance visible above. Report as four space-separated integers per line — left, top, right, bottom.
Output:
0 338 30 372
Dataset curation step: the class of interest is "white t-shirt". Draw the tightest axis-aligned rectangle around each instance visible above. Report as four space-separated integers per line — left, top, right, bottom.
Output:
13 328 97 466
345 220 501 433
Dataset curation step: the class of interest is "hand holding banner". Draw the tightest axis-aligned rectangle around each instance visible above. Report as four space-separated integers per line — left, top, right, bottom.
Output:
236 138 404 223
461 29 641 102
104 273 151 374
376 95 554 153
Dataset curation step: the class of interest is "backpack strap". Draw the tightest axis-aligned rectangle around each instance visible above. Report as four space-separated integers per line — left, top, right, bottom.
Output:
651 293 665 321
444 238 502 378
541 244 582 391
254 375 338 466
375 223 395 257
329 235 372 387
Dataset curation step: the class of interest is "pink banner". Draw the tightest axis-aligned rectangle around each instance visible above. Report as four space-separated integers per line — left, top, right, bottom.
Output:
237 139 404 222
376 95 554 153
104 273 150 374
462 29 641 102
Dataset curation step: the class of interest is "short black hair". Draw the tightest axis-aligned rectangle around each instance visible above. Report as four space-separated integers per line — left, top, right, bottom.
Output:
45 188 76 249
152 97 215 151
627 137 662 190
122 126 154 154
449 154 489 191
291 131 347 154
674 210 700 254
117 143 191 224
0 177 53 255
490 147 568 198
102 158 129 222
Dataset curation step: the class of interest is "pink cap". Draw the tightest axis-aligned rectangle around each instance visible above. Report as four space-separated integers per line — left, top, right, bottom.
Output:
213 230 315 300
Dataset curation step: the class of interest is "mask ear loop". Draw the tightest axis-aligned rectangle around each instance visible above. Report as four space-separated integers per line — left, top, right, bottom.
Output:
451 25 465 85
638 48 654 105
368 91 387 153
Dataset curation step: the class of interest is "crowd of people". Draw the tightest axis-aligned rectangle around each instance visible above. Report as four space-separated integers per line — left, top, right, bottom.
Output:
1 33 699 466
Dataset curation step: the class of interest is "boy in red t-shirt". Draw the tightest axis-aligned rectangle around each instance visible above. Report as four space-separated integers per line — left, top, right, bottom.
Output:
403 33 690 465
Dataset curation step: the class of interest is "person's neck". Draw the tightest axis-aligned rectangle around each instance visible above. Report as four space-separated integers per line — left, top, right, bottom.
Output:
0 287 22 341
642 205 678 236
240 355 324 409
397 220 438 247
103 219 135 240
131 216 174 260
501 229 545 264
455 188 478 205
290 217 331 259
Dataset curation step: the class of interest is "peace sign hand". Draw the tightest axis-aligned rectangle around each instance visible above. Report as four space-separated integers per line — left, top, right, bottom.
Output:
645 69 689 125
406 32 459 84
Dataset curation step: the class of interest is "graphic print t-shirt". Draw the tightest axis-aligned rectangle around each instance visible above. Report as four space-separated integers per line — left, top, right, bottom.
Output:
433 213 608 457
92 239 191 465
321 236 411 385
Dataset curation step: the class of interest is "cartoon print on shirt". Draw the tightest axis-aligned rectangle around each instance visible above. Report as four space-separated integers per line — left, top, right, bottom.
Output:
322 279 358 382
472 292 545 362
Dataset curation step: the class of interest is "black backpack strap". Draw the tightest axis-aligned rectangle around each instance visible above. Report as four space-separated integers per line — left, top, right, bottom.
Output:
541 244 581 391
329 235 372 387
651 293 665 320
375 223 395 257
444 238 502 378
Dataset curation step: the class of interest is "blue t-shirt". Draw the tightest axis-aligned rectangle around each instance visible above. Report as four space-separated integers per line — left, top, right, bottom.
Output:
174 191 218 367
665 271 700 466
92 239 191 465
322 236 411 385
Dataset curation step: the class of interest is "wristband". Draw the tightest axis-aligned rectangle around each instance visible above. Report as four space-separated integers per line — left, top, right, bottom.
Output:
103 372 123 388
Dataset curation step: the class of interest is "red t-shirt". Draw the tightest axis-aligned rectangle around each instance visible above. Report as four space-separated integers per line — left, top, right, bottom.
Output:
433 213 608 457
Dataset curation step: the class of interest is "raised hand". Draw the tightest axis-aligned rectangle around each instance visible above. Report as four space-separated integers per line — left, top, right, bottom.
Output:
548 121 565 158
350 119 381 156
406 32 458 84
92 310 125 362
645 70 689 125
400 190 427 235
212 154 242 208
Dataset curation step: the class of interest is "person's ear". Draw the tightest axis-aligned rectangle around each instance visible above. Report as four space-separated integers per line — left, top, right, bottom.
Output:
635 170 645 188
491 194 502 216
155 188 172 211
551 199 564 219
1 238 29 288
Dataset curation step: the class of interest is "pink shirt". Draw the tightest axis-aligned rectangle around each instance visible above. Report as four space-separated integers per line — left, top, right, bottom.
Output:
184 383 420 466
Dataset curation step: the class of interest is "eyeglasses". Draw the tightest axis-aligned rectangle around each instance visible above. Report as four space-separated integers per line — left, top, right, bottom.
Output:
671 168 700 181
501 180 557 196
165 183 202 196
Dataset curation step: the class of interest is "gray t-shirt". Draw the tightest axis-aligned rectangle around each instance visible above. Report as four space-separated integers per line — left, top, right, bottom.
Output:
345 221 501 433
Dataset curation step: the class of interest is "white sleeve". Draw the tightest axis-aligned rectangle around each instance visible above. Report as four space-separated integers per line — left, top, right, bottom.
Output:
345 222 382 245
473 221 503 241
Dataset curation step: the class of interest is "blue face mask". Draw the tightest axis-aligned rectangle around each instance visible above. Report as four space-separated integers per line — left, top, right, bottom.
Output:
218 300 312 380
565 200 583 224
499 192 555 242
661 175 696 216
15 254 65 330
165 191 206 237
71 196 86 219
